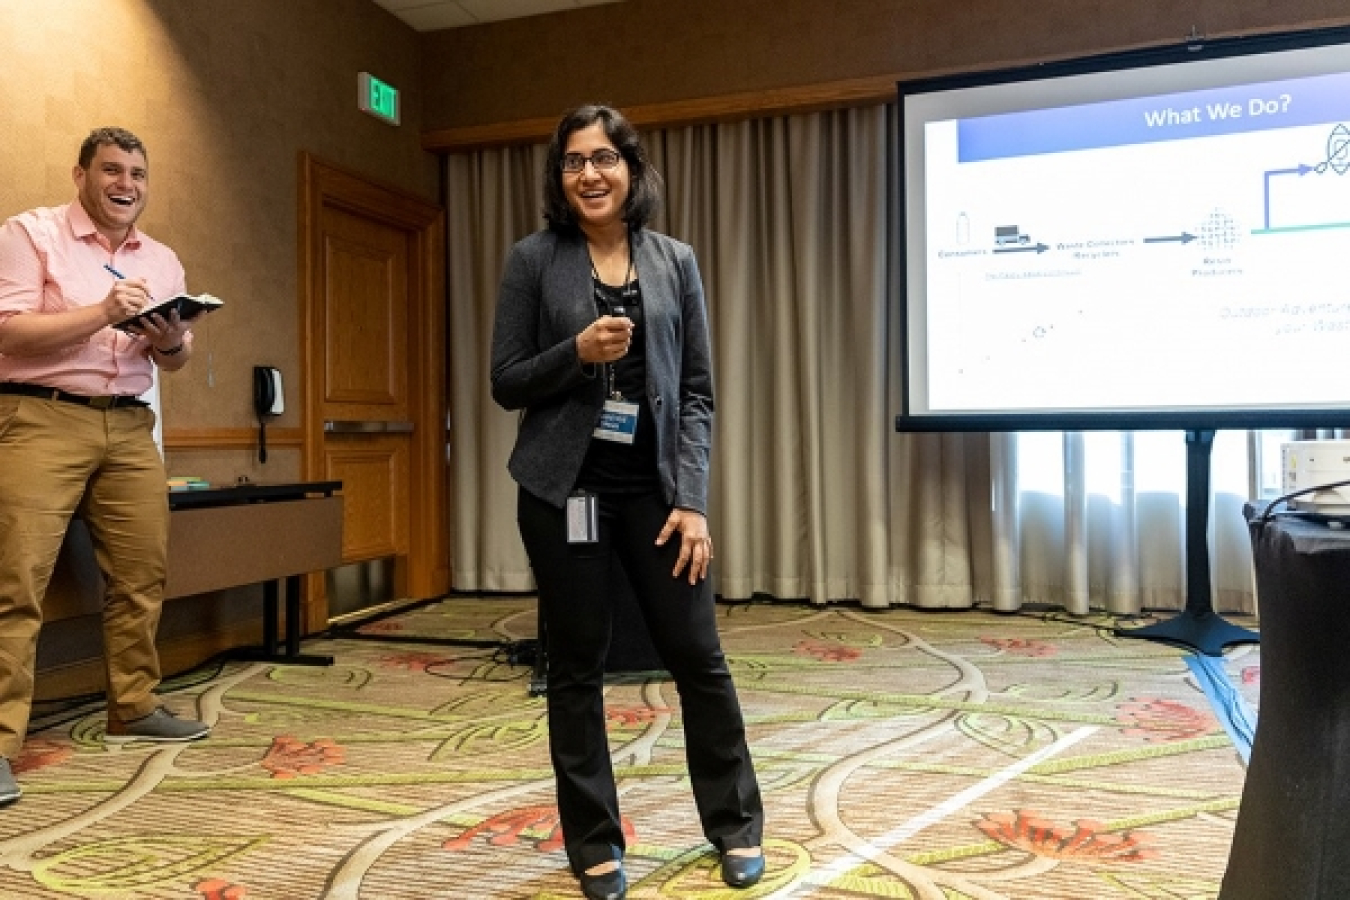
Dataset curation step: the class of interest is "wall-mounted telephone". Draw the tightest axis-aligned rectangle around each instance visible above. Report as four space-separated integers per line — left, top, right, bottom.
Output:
253 366 283 463
253 366 283 418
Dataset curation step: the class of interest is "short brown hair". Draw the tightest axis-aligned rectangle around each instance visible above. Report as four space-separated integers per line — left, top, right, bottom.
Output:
78 127 147 169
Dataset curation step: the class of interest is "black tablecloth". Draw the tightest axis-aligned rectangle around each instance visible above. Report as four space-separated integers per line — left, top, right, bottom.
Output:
1220 509 1350 899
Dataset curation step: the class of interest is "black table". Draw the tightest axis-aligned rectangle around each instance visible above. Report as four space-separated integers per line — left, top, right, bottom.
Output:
1220 508 1350 899
165 481 343 666
166 480 341 511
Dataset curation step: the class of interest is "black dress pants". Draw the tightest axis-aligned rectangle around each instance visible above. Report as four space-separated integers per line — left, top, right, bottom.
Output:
518 487 764 873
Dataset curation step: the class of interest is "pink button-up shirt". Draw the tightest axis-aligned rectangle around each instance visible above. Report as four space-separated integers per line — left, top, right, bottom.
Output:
0 200 186 396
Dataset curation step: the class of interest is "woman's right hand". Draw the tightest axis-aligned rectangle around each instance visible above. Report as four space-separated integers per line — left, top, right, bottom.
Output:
577 315 634 364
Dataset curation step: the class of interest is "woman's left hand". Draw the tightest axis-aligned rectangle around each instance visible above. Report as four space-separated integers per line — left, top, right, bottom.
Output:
656 508 715 584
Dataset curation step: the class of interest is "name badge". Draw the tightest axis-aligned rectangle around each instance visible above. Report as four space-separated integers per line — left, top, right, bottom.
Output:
566 491 599 543
593 399 639 444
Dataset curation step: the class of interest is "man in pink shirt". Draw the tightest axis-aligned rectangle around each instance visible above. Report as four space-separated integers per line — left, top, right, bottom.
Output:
0 127 210 804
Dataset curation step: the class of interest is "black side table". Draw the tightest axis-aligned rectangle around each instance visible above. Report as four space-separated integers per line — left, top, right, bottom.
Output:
1220 509 1350 899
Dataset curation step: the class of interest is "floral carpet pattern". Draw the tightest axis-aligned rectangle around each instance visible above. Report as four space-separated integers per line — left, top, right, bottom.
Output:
0 598 1259 899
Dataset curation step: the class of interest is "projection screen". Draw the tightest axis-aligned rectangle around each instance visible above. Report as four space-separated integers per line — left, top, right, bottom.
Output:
897 27 1350 432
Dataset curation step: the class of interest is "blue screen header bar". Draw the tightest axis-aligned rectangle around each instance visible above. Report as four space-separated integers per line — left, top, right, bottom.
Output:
956 70 1350 162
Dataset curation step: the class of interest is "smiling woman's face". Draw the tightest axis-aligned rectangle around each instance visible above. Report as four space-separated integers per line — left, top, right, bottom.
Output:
562 123 630 231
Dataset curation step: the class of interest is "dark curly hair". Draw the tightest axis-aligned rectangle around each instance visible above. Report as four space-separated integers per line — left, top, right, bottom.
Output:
542 104 662 231
78 126 147 169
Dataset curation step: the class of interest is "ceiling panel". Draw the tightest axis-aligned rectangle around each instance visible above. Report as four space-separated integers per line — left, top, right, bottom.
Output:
388 2 478 30
457 0 580 22
370 0 625 31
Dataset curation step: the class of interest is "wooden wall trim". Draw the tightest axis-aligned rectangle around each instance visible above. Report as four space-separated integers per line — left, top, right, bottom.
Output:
164 428 304 450
420 21 1350 154
421 74 899 152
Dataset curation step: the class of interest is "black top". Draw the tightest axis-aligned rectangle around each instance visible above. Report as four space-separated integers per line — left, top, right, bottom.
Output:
576 279 660 494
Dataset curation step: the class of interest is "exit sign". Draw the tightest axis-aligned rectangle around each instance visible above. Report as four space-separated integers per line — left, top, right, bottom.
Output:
358 72 400 126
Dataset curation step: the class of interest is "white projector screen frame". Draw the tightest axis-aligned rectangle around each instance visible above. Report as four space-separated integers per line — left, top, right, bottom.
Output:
897 26 1350 432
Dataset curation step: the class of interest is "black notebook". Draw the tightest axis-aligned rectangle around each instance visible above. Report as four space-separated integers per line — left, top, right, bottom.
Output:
113 293 223 332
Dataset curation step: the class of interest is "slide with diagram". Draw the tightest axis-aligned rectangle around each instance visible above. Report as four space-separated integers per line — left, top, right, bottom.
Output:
918 68 1350 415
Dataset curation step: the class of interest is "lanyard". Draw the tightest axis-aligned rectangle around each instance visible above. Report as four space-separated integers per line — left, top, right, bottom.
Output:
590 234 635 401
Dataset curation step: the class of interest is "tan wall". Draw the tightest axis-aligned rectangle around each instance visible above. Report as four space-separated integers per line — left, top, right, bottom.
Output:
0 0 437 688
419 0 1350 132
0 0 437 486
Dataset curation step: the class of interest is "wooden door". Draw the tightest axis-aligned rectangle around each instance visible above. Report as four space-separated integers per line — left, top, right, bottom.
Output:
299 155 446 630
320 206 412 566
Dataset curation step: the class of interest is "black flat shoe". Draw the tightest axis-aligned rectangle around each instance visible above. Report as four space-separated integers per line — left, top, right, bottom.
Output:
721 851 765 888
579 864 627 900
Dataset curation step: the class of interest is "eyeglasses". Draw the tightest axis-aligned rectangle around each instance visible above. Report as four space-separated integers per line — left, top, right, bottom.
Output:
561 149 623 173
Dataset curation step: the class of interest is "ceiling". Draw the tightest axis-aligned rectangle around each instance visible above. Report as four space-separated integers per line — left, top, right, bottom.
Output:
370 0 625 31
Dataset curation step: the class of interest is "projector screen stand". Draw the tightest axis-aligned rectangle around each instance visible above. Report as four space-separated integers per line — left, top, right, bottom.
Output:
1115 429 1260 656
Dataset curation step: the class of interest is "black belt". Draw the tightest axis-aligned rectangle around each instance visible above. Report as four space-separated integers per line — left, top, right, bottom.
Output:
0 382 149 409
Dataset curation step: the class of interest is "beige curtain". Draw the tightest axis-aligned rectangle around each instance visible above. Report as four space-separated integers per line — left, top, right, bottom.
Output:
444 104 1257 615
445 144 550 591
995 430 1258 616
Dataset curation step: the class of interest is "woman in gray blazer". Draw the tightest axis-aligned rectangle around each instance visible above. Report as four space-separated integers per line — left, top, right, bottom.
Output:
491 105 765 900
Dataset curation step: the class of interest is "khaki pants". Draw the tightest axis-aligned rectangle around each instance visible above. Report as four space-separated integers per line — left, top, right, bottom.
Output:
0 395 167 758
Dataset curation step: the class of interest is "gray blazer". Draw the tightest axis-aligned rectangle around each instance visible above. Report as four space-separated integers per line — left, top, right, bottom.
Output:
490 227 715 513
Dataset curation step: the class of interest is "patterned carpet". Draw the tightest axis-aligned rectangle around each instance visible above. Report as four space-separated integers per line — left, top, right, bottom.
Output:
0 597 1260 900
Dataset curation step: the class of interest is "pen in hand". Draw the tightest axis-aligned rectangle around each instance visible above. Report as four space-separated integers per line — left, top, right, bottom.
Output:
103 264 159 329
104 263 153 300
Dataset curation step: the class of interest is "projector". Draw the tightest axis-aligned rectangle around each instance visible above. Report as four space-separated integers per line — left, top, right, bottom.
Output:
1281 440 1350 515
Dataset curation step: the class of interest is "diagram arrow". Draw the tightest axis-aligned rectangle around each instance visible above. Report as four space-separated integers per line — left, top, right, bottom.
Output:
1143 233 1196 244
993 243 1049 254
1263 163 1315 230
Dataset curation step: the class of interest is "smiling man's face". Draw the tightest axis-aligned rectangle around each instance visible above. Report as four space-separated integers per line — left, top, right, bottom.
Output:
73 143 148 246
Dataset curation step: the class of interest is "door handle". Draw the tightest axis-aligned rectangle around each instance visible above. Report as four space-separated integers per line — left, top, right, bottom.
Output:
323 420 415 434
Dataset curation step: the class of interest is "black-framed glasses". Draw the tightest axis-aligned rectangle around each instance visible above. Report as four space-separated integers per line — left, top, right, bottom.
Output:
561 149 623 173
